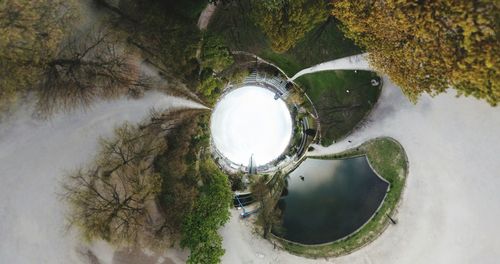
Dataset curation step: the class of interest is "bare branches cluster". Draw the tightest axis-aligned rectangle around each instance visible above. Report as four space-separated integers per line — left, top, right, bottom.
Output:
62 108 205 247
37 26 150 116
63 121 165 246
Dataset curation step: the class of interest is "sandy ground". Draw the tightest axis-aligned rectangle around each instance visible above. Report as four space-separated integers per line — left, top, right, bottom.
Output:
0 93 204 264
220 76 500 264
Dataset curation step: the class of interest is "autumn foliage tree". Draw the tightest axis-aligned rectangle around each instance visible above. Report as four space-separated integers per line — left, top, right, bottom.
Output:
0 0 76 112
253 0 329 53
332 0 499 105
0 1 152 117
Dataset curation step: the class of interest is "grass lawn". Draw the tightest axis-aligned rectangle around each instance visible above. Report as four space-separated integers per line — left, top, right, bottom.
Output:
273 137 408 258
258 16 362 76
208 0 269 54
208 2 380 143
207 1 361 76
297 70 381 145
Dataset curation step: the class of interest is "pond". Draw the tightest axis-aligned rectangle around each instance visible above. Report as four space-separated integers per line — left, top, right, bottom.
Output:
274 157 388 245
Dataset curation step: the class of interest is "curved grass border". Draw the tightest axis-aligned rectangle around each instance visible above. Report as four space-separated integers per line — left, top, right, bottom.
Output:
270 137 409 258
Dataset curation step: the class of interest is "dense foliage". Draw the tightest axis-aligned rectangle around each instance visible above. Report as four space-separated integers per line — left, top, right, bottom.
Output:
105 0 233 105
253 0 329 53
154 113 208 237
117 0 202 81
200 34 234 72
181 159 232 264
333 0 500 105
65 110 233 264
153 113 232 263
0 0 76 112
0 0 236 116
197 73 223 106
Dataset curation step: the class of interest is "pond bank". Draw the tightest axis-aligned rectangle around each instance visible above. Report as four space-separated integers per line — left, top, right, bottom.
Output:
270 137 408 258
273 156 389 245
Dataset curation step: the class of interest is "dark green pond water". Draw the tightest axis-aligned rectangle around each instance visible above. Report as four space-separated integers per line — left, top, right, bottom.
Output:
274 157 388 245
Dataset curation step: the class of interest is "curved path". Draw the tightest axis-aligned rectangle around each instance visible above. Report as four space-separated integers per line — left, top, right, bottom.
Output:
289 53 371 81
1 46 499 264
221 67 500 263
197 2 217 30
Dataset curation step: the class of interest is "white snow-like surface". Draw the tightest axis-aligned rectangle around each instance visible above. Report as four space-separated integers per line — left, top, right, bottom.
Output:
210 86 292 166
0 92 204 264
290 53 371 81
220 76 500 264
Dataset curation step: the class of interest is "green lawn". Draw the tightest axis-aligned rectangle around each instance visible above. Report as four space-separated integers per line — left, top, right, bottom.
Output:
208 2 380 143
259 49 302 77
274 137 408 258
208 1 361 76
282 16 362 73
297 70 381 145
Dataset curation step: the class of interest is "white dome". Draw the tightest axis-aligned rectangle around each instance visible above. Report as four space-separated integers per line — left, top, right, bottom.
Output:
210 85 292 166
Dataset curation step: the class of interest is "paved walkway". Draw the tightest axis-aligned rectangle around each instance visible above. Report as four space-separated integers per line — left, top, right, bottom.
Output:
197 2 217 30
289 53 372 81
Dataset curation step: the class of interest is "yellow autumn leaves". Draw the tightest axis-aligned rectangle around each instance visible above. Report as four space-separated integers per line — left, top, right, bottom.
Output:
333 0 499 105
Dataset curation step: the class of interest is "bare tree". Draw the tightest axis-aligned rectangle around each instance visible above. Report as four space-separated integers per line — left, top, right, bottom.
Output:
251 175 283 238
63 122 165 246
63 108 207 247
141 107 208 135
37 26 150 116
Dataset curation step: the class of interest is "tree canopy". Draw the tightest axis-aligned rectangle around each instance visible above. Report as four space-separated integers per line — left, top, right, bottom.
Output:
37 27 147 116
250 175 282 238
332 0 500 105
253 0 329 53
181 158 232 264
200 34 234 73
0 0 76 111
61 106 234 261
63 122 166 245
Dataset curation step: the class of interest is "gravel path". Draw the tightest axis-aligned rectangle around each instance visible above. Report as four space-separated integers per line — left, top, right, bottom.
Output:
197 2 217 30
290 53 371 81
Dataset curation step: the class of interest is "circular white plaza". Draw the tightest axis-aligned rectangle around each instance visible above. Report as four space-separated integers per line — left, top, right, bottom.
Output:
210 85 293 166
